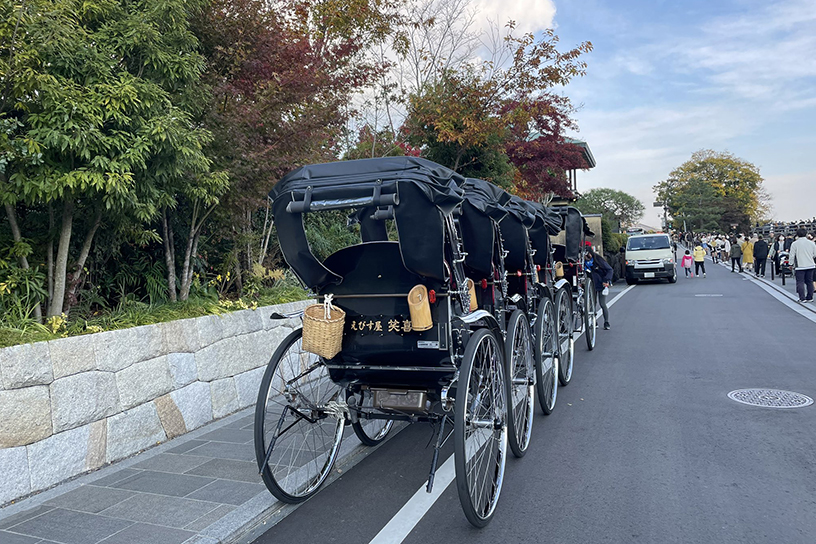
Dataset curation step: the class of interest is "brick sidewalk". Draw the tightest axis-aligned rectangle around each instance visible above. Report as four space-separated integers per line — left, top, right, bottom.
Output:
0 406 371 544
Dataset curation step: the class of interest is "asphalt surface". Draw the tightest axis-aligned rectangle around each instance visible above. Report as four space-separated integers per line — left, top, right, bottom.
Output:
252 264 816 544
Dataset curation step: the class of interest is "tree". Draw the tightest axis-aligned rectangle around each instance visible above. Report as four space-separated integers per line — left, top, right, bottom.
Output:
654 149 768 234
192 0 402 289
402 24 592 187
504 96 591 199
671 178 723 231
0 0 216 314
574 188 645 229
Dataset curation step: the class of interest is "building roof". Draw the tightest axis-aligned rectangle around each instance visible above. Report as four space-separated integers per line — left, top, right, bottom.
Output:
564 138 597 169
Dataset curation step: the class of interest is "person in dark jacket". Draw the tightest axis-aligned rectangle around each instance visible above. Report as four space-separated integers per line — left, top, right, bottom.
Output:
584 248 614 330
753 234 769 277
729 237 743 272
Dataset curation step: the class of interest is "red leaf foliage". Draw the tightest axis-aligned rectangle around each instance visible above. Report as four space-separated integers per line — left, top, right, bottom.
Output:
503 95 589 200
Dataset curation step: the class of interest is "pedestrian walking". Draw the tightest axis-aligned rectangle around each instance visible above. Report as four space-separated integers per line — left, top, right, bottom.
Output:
722 237 731 263
730 237 743 272
771 235 787 274
693 244 706 277
741 236 754 272
584 248 614 330
789 228 816 303
681 250 693 277
753 234 769 277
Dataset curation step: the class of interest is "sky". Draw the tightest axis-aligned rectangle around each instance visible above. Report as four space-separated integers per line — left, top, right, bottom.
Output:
473 0 816 228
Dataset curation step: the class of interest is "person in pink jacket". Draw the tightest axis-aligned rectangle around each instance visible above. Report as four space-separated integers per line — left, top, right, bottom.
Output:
681 250 693 278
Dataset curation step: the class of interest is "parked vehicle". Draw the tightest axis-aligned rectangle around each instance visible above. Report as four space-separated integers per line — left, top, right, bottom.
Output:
624 234 677 284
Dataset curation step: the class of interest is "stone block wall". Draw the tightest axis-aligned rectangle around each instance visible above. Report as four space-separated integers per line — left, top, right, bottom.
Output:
0 300 307 505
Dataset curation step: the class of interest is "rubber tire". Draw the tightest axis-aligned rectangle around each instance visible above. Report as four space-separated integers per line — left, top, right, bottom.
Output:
554 288 574 386
667 266 677 283
454 328 508 528
504 310 534 458
254 328 345 504
583 279 596 351
534 297 558 415
625 278 638 285
348 390 394 447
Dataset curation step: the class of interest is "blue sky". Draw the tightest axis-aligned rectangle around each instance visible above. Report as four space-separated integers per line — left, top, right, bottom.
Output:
533 0 816 227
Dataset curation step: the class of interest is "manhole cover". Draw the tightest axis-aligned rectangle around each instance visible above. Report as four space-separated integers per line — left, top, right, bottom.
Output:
727 389 813 408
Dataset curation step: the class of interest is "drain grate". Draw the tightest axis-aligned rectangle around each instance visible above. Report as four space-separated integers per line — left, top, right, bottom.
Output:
727 389 813 408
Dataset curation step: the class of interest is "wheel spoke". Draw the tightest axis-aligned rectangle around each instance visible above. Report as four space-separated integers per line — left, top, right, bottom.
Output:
255 330 345 502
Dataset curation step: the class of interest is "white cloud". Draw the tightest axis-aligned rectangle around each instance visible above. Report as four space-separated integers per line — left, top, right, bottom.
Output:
471 0 556 35
569 103 761 226
561 0 816 226
763 171 816 221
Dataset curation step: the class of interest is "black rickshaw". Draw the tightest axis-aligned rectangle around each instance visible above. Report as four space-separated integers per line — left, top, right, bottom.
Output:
458 179 536 457
254 157 510 527
551 206 598 358
526 201 568 407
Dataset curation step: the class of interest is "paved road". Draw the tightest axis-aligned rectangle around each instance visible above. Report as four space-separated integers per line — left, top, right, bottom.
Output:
252 264 816 544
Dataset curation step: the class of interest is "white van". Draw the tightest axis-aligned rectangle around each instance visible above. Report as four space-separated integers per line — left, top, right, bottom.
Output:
624 233 677 284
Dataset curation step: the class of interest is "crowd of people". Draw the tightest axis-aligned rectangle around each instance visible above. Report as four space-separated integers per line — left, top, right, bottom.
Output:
675 228 816 303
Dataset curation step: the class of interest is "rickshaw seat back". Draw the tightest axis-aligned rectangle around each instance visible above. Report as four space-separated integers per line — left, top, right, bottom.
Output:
322 241 427 303
320 242 450 376
552 244 566 263
499 216 529 271
459 201 498 277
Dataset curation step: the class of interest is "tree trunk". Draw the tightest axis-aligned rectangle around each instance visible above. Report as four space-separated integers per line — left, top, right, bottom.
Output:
49 199 74 317
4 202 42 321
47 204 54 302
259 199 274 267
178 222 196 301
246 208 252 272
233 257 243 297
64 210 102 314
162 209 177 302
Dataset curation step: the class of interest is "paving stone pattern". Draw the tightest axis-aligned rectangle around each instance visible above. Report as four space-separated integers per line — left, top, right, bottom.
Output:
0 411 262 543
0 407 370 544
0 300 308 506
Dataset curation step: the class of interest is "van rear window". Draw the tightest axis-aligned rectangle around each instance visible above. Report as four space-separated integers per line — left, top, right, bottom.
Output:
627 236 670 251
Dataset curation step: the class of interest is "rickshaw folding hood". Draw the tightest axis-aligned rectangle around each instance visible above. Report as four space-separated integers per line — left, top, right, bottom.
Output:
459 178 510 222
500 195 537 229
527 201 564 267
558 206 593 261
529 202 565 236
457 178 510 276
269 157 466 291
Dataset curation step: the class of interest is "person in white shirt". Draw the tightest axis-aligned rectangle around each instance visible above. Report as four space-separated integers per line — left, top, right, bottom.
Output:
789 228 816 303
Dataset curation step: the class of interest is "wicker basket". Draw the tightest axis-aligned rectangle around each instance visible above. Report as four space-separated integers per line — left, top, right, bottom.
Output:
302 296 345 359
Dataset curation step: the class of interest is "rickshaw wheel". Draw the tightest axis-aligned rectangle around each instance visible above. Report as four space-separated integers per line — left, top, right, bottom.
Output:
555 287 574 386
347 390 394 446
534 297 558 415
584 279 597 351
504 310 534 458
254 328 345 503
454 328 508 528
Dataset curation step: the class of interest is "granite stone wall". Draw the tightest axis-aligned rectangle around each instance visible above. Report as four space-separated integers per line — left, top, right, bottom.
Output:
0 300 307 505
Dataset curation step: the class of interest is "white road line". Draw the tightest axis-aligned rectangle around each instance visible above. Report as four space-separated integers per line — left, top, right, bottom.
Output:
606 284 635 308
715 261 816 323
368 456 455 544
743 276 816 325
367 283 636 544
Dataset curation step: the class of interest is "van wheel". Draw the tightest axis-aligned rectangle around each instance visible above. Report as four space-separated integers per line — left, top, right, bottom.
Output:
667 268 677 283
626 278 638 285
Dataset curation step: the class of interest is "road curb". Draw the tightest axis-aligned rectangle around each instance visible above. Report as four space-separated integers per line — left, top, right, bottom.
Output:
713 259 816 314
